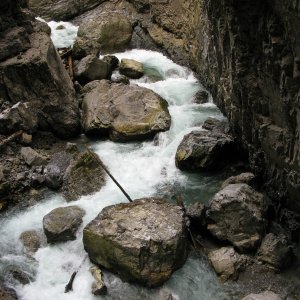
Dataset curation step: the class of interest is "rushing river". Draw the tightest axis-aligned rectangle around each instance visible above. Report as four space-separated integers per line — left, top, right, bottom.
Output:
0 21 231 300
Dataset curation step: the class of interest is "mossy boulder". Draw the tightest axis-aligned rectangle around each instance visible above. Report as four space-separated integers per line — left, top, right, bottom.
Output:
83 198 188 287
73 14 132 58
81 80 171 141
63 151 106 201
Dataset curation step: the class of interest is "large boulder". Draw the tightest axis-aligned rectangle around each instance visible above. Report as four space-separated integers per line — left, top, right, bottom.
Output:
119 58 144 79
83 198 188 287
43 206 85 243
175 130 235 171
0 31 80 138
256 233 292 269
206 184 268 252
73 14 133 58
74 55 112 85
208 247 249 281
28 0 106 21
0 102 38 134
63 150 106 201
81 80 171 141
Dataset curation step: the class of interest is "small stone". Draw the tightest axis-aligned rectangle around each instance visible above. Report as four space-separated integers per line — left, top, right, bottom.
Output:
20 147 48 167
221 172 255 189
119 58 144 79
208 247 249 281
43 206 85 243
19 230 43 253
56 25 65 30
202 117 221 131
90 266 107 295
21 132 32 144
111 72 130 84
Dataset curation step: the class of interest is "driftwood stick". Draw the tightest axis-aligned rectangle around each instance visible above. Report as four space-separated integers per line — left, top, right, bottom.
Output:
0 130 23 149
59 48 72 59
64 271 77 293
67 55 73 79
87 148 133 203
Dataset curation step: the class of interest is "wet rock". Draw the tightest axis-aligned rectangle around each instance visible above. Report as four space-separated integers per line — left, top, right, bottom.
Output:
90 266 107 296
19 230 43 253
83 198 188 287
119 58 144 79
44 150 73 190
208 247 249 281
102 55 119 71
43 206 85 243
111 73 130 85
63 150 106 201
242 291 282 300
28 0 105 21
186 202 206 227
81 80 171 141
202 117 222 131
206 184 268 252
5 266 31 285
256 233 292 269
0 102 38 134
221 172 256 189
194 90 209 104
20 147 47 167
74 55 112 85
73 14 132 58
175 130 235 171
0 285 18 300
0 31 80 138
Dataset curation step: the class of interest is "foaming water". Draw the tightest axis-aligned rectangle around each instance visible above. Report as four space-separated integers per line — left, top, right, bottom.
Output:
36 17 78 48
0 49 229 300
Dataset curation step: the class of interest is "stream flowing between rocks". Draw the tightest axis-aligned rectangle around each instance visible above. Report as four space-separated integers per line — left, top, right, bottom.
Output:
0 21 232 300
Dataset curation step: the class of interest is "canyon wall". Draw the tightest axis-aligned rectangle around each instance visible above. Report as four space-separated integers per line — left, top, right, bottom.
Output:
134 0 300 213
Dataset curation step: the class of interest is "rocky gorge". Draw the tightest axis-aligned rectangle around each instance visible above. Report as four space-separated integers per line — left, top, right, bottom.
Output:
0 0 299 300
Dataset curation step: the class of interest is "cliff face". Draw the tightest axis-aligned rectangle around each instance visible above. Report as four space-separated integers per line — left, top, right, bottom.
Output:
195 1 300 213
135 0 300 213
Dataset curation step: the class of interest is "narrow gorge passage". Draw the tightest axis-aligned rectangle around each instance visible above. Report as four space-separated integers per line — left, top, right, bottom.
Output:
0 42 230 299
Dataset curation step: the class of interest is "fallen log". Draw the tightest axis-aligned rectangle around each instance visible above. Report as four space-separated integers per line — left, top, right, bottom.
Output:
0 130 23 149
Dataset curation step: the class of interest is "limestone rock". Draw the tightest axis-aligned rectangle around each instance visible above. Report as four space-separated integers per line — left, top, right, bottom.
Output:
175 130 235 171
208 247 249 281
0 102 38 134
81 80 171 141
28 0 106 21
43 206 85 243
83 198 188 287
74 55 112 85
20 147 47 167
73 14 132 58
19 230 43 253
63 150 106 201
257 233 292 269
90 266 107 296
242 291 282 300
186 202 206 227
221 173 256 189
119 58 144 79
0 31 80 138
194 90 209 104
206 184 268 251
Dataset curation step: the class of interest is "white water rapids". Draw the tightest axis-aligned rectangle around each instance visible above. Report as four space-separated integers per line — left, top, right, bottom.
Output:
0 40 231 299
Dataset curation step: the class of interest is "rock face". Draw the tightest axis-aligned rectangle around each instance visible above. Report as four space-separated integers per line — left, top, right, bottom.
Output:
81 80 171 141
74 55 112 85
28 0 106 21
119 58 144 79
63 150 106 201
242 291 282 300
256 233 292 269
73 14 133 58
206 184 268 251
83 198 188 287
208 247 249 281
0 28 80 138
43 206 85 243
175 130 235 171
